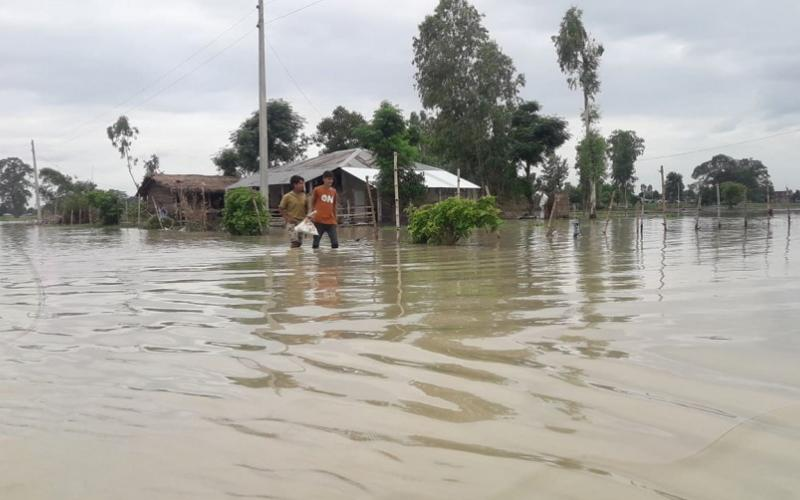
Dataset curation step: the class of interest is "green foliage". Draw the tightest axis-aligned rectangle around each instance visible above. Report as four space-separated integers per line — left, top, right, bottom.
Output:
408 196 502 245
720 181 747 208
213 99 308 176
314 106 367 153
541 153 569 194
413 0 524 191
691 154 772 202
143 154 160 176
0 157 33 216
107 115 141 190
552 6 604 133
607 130 645 190
665 172 684 202
223 188 268 235
575 130 607 217
356 101 427 206
86 189 125 225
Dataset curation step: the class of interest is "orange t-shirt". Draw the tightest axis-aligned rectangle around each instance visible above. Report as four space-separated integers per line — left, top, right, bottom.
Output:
312 186 337 225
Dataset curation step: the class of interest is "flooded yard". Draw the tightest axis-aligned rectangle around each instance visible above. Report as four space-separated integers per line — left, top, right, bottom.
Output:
1 217 799 499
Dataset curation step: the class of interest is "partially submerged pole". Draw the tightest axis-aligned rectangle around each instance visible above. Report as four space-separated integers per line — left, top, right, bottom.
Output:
365 175 378 236
716 183 721 228
30 140 42 223
694 185 703 231
546 193 558 237
393 151 400 231
787 186 792 226
744 188 748 229
660 165 666 230
603 189 616 235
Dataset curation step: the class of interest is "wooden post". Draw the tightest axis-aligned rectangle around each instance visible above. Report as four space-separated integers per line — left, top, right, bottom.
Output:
716 183 721 228
744 188 748 228
787 186 792 225
456 168 461 198
151 197 165 229
694 184 703 231
252 197 264 234
365 175 378 235
30 140 42 223
137 197 141 227
767 190 772 217
660 165 666 230
640 198 644 237
546 193 559 237
603 189 616 235
393 151 400 231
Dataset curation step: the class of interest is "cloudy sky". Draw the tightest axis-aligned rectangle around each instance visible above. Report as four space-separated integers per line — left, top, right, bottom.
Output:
2 0 798 195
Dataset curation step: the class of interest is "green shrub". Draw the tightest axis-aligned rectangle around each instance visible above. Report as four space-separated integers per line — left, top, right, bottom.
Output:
408 196 502 245
145 214 175 229
720 181 747 208
86 189 125 225
223 188 268 235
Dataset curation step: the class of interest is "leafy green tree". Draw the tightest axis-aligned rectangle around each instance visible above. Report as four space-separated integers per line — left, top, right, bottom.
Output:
720 181 747 208
355 101 426 208
607 130 645 207
314 106 366 153
510 101 570 208
213 99 308 176
691 154 772 203
413 0 524 192
553 7 604 215
223 187 268 235
107 116 140 190
552 7 604 137
87 189 125 225
408 196 502 245
575 130 607 217
0 157 33 216
541 153 569 194
664 171 684 202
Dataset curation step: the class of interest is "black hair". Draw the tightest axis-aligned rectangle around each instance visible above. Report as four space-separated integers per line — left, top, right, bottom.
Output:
322 170 334 179
290 175 304 185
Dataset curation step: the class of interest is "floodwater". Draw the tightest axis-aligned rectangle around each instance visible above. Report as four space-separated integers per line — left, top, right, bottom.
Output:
1 217 798 500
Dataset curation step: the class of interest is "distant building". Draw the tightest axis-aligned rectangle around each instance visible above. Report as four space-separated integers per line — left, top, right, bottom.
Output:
227 148 480 222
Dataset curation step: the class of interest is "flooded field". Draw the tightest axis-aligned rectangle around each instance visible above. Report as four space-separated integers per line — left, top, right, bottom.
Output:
1 217 799 499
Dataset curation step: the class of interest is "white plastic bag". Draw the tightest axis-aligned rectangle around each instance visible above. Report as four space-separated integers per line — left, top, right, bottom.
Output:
295 218 318 236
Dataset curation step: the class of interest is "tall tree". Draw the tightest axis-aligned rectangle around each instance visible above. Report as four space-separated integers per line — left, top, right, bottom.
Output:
413 0 524 192
510 101 570 209
691 154 772 203
607 130 645 207
107 115 140 190
314 106 366 153
575 130 607 213
552 7 604 216
541 153 569 194
664 171 684 202
213 99 308 176
0 157 33 216
355 101 426 208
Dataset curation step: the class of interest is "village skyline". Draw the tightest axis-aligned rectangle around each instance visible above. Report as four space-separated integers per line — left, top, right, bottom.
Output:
2 0 799 196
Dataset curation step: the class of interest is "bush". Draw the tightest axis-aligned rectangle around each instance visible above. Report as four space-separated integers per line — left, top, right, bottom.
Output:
720 181 747 208
86 189 124 225
223 188 268 235
408 196 502 245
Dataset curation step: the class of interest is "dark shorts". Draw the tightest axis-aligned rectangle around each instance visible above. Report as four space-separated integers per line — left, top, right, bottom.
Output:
312 223 339 249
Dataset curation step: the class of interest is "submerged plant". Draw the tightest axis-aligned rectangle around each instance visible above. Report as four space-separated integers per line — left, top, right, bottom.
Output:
223 188 268 235
408 196 502 245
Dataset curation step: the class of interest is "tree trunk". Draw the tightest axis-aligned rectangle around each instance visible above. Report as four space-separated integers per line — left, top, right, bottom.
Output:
589 179 597 218
525 163 533 213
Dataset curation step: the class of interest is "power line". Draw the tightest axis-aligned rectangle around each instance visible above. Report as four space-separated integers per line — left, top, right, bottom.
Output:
58 6 258 142
639 127 800 162
58 0 331 145
269 41 323 119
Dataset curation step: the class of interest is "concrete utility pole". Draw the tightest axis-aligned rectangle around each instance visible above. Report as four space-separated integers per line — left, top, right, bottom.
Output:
257 0 269 211
660 165 666 229
30 140 41 222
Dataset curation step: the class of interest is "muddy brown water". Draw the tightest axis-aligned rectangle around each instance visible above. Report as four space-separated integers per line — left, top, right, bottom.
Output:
1 217 799 499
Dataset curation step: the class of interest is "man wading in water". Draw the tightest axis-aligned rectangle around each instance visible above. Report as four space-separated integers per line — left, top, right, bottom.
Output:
278 175 307 248
311 171 339 249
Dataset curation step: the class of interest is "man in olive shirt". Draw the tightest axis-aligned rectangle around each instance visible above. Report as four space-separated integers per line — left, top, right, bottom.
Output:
278 175 307 248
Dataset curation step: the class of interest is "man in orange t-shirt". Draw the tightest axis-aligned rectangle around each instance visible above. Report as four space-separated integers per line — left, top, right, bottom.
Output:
310 170 339 249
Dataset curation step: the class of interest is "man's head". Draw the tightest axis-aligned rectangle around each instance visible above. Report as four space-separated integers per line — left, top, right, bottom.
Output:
290 175 305 193
322 171 334 187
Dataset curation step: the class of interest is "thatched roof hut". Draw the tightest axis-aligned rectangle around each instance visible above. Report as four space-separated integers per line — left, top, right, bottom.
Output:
136 174 239 226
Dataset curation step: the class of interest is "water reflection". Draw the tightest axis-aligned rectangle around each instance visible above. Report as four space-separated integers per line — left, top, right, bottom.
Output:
1 218 799 500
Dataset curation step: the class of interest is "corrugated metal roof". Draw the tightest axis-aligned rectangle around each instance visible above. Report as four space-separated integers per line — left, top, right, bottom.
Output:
226 148 479 190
